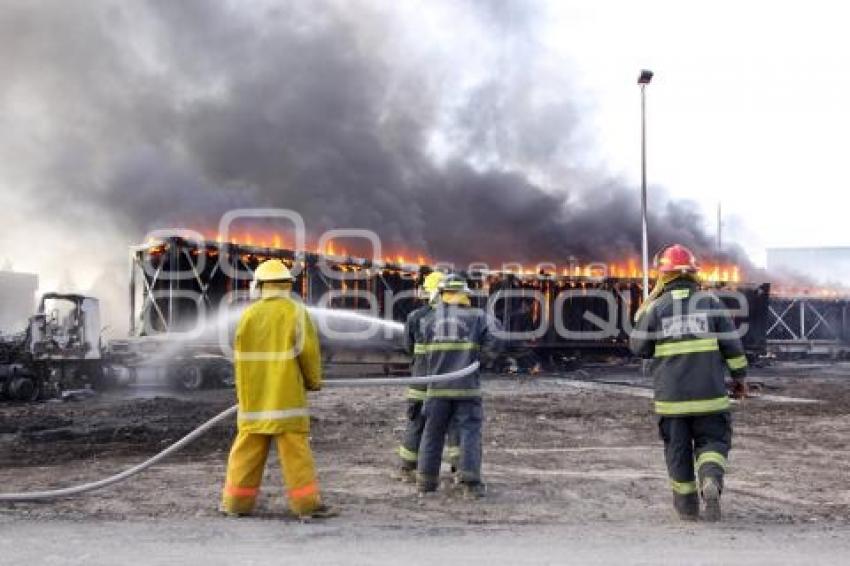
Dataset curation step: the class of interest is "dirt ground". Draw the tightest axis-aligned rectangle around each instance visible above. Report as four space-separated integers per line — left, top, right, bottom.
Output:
2 361 850 564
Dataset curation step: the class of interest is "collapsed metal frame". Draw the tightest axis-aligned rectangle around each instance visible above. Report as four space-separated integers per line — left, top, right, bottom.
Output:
766 296 850 355
470 274 769 358
129 237 420 336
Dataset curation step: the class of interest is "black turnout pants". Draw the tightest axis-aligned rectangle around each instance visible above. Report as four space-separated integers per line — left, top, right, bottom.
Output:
658 412 732 494
400 400 460 470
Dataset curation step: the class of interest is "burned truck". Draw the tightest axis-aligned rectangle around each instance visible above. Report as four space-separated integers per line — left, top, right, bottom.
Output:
0 293 106 401
0 289 234 401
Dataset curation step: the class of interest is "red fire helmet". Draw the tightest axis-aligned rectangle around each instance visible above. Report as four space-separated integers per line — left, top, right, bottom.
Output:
655 244 699 274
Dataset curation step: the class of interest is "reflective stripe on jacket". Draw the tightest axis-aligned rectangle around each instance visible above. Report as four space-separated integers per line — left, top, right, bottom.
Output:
411 302 502 399
403 304 433 399
629 278 747 416
234 295 322 434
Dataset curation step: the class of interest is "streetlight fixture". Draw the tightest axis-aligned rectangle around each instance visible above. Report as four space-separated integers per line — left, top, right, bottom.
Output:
638 69 654 299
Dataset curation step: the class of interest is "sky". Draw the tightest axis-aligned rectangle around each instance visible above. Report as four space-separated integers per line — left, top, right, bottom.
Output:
542 0 850 265
1 0 849 330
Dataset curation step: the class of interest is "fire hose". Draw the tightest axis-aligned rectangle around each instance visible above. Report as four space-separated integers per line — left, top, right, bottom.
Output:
0 361 479 502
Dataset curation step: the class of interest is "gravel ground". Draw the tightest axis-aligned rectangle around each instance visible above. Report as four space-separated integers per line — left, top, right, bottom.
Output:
2 362 850 564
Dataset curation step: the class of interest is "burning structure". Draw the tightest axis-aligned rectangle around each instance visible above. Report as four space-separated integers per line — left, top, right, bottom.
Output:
130 235 770 365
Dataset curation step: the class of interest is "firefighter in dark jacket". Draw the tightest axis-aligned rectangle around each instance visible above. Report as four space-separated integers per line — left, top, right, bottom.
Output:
414 275 502 499
630 244 748 522
396 271 448 482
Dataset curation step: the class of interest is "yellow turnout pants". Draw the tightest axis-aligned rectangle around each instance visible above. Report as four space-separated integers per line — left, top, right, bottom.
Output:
221 430 321 516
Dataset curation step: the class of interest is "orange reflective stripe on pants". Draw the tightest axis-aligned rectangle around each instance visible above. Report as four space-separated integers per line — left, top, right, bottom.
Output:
224 484 259 498
275 432 321 515
221 430 321 516
289 481 318 500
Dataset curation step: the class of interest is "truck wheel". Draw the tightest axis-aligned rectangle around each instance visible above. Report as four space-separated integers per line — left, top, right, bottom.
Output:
176 364 205 391
9 377 40 402
208 362 234 388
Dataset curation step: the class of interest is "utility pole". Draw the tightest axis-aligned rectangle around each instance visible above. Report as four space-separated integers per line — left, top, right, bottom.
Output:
638 69 654 299
716 202 722 253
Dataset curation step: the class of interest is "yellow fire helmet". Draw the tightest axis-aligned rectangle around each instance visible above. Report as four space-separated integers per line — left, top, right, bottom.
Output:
438 274 471 294
421 271 446 299
253 259 293 282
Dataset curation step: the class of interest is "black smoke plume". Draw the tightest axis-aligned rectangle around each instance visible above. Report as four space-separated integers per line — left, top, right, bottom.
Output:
0 0 748 300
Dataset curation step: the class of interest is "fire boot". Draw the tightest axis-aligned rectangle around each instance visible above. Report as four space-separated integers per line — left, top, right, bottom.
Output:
417 473 439 497
673 493 699 521
461 481 487 500
218 504 249 518
298 504 338 522
700 476 722 522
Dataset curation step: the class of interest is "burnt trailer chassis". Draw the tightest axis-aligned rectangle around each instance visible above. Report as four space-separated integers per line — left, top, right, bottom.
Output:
129 237 420 373
129 237 770 371
469 276 769 365
766 296 850 358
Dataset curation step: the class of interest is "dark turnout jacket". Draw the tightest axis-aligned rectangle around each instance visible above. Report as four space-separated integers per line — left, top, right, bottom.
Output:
410 302 503 398
629 277 748 416
402 304 433 401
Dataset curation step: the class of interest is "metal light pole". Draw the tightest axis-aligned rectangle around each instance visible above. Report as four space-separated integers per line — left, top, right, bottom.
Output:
716 201 722 252
638 69 654 299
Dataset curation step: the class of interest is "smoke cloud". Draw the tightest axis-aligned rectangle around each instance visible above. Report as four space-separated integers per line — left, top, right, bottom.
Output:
0 0 747 330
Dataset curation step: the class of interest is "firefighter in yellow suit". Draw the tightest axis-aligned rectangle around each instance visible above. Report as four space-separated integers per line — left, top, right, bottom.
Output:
220 259 333 519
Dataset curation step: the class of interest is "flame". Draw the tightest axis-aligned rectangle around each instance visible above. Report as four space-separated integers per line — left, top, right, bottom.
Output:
188 229 426 268
177 229 747 283
697 263 741 283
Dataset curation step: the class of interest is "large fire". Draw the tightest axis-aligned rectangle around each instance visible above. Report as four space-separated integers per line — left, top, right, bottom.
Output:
203 231 432 268
145 230 742 283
